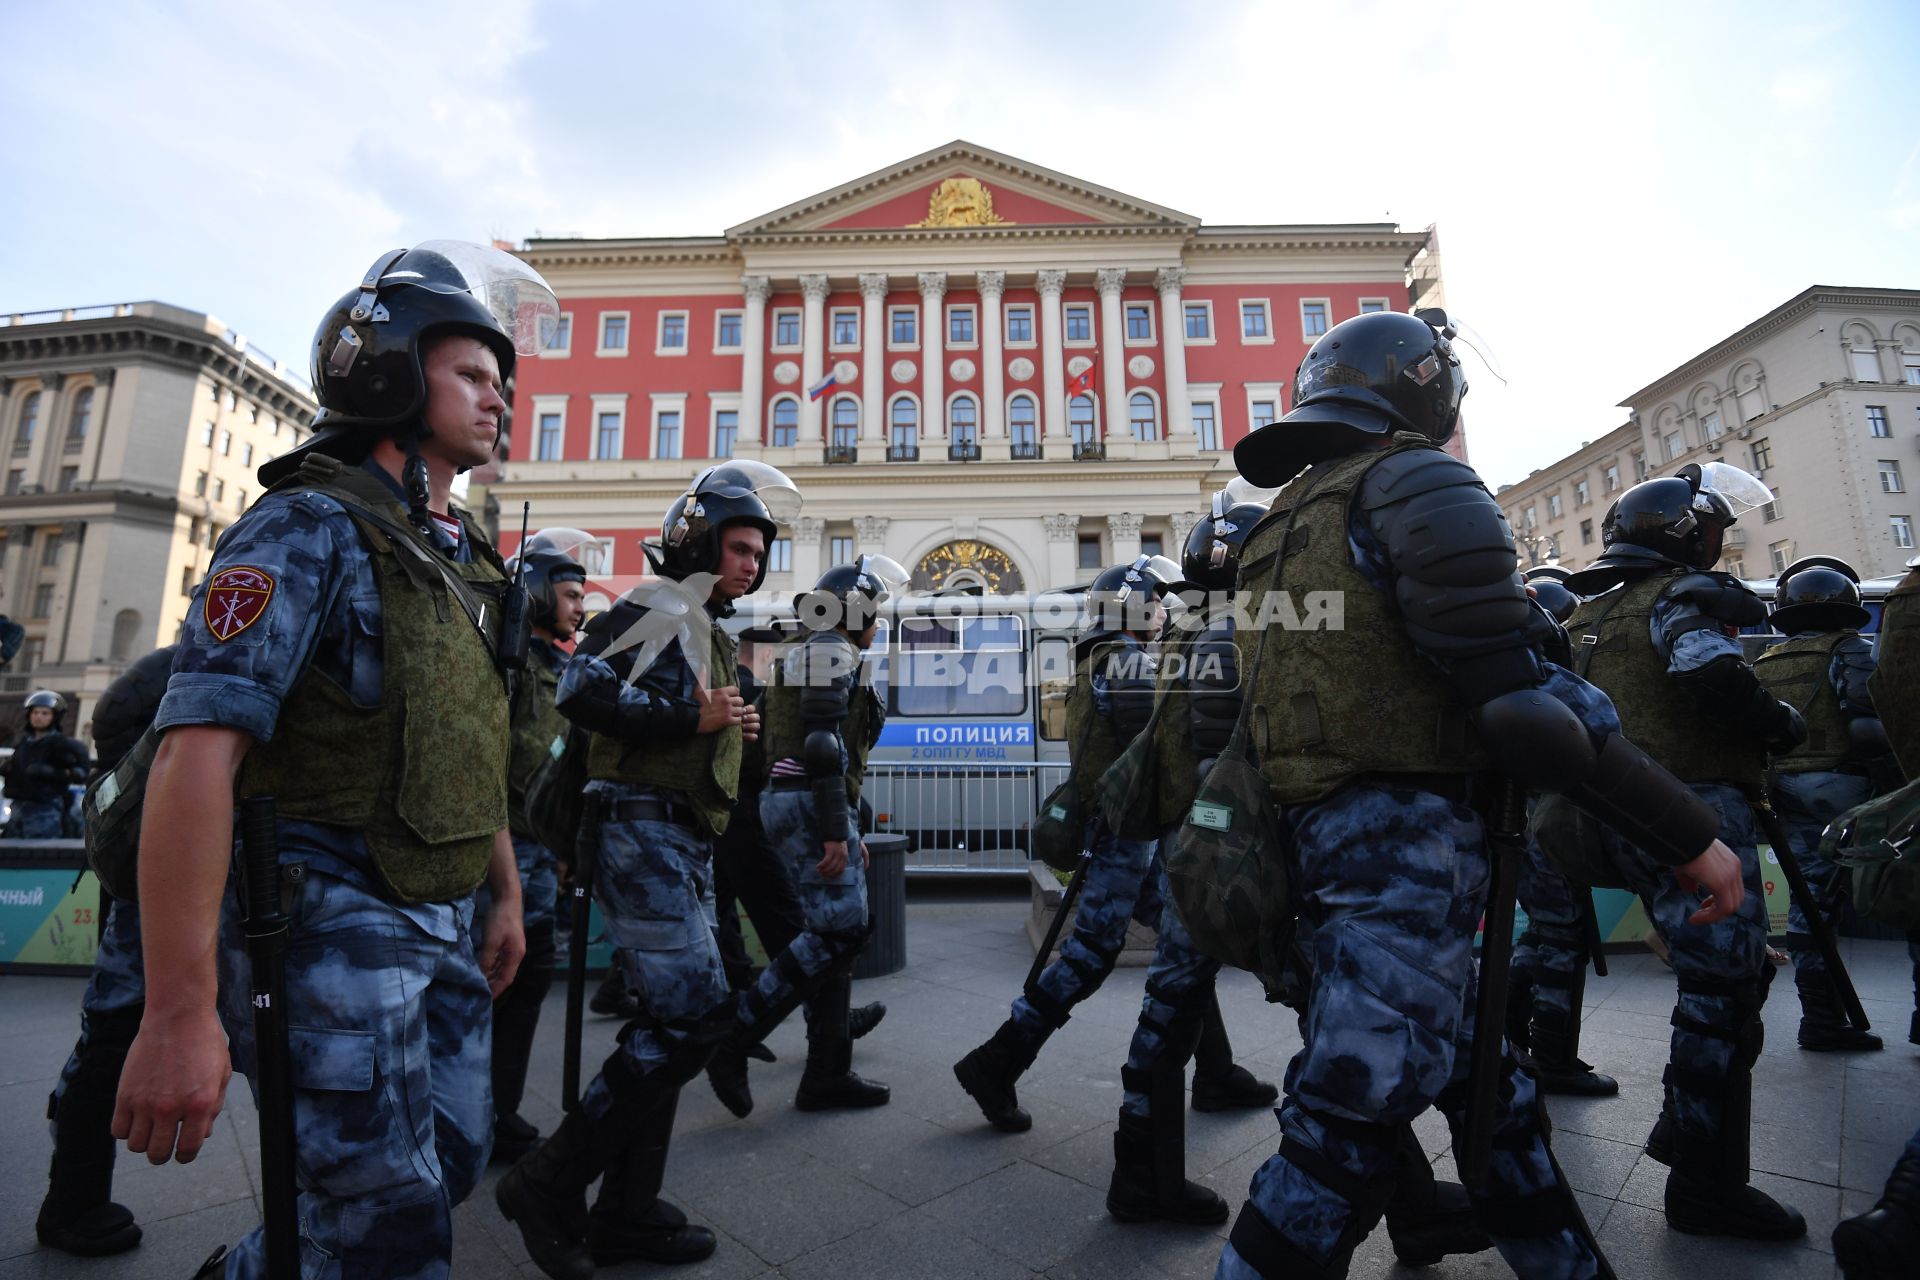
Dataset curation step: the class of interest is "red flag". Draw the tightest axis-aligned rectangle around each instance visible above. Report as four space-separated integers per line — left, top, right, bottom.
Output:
1066 362 1095 398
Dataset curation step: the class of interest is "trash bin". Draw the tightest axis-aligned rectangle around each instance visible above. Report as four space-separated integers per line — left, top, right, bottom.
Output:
853 833 910 979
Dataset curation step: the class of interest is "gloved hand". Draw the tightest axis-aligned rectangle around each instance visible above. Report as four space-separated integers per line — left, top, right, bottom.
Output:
1763 701 1808 755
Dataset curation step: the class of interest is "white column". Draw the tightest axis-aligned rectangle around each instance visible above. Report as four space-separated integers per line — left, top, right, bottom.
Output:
1156 266 1193 441
1037 269 1068 442
858 273 888 445
799 274 829 447
918 272 947 445
1108 512 1143 567
1096 269 1128 445
791 516 826 588
738 276 771 446
978 271 1007 443
1043 513 1081 591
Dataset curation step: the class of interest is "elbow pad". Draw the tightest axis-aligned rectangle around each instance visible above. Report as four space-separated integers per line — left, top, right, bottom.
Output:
1674 654 1807 752
557 661 698 741
802 728 851 837
1474 689 1597 792
1850 716 1890 754
1188 625 1243 760
1096 646 1158 739
1564 733 1722 868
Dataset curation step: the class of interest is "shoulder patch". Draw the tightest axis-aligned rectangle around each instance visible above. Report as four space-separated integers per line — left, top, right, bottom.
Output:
204 566 275 640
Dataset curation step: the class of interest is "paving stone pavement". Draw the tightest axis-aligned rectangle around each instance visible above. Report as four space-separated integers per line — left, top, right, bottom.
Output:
2 882 1915 1278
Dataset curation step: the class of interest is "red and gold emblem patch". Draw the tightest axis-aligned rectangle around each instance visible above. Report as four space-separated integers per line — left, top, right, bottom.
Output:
204 566 275 641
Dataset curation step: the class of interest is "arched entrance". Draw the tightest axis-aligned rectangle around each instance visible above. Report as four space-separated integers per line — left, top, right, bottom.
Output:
911 539 1025 594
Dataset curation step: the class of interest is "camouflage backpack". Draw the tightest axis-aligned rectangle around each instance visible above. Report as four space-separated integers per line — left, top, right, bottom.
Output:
1827 775 1920 934
1095 689 1168 840
1031 715 1095 872
523 722 592 865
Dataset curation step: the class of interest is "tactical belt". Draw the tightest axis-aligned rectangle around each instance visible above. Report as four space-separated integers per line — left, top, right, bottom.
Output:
768 776 814 792
1359 771 1473 802
605 795 700 830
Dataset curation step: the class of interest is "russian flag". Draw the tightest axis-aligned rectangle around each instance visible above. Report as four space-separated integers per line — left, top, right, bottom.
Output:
808 371 839 401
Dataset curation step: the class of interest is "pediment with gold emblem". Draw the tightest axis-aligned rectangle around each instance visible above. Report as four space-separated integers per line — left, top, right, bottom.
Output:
911 539 1025 595
727 140 1198 238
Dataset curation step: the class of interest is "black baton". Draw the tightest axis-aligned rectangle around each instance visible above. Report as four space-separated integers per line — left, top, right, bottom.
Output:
1465 778 1525 1187
561 796 604 1113
1579 889 1609 978
1752 800 1870 1033
237 796 298 1280
1027 846 1093 992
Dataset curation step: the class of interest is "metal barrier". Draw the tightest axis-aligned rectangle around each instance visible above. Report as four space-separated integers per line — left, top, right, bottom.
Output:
864 761 1070 875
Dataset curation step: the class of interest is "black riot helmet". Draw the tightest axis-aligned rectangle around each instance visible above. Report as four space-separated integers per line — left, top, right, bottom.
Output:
90 646 177 770
1235 309 1467 487
1523 565 1580 624
646 461 802 596
795 555 910 633
1771 555 1869 634
1085 554 1185 638
1183 477 1274 592
1597 461 1773 571
507 527 592 631
24 688 67 729
265 241 559 486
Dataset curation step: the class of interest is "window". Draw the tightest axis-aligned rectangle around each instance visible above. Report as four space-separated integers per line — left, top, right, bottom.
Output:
657 311 688 353
1580 518 1594 545
212 478 225 502
1851 348 1881 382
1193 401 1220 451
1575 479 1590 505
237 489 248 512
762 537 791 574
1631 449 1648 481
1240 300 1271 342
830 398 859 452
1301 300 1330 337
1070 395 1099 444
655 411 681 460
1183 302 1212 341
1129 392 1159 442
220 429 232 455
67 388 92 442
713 410 738 458
1725 559 1745 579
42 534 62 567
1868 406 1891 437
575 539 614 576
1895 516 1916 550
1548 493 1563 518
1905 352 1920 385
226 390 238 412
1077 534 1101 570
1359 298 1391 314
16 391 40 448
594 410 622 460
1750 438 1772 472
200 420 214 446
830 536 854 567
1762 488 1783 521
1881 460 1905 494
830 308 858 348
242 442 254 466
1141 534 1164 559
889 307 917 346
772 309 801 349
598 312 628 353
194 471 208 497
1250 399 1277 430
58 466 78 492
1064 304 1093 344
33 583 56 618
949 394 978 445
1664 431 1684 460
890 614 1027 718
770 398 799 447
545 313 572 353
948 305 976 346
1702 411 1723 440
208 522 222 548
1004 305 1034 345
1524 505 1538 529
1603 463 1620 492
189 517 203 546
1009 394 1038 456
1769 540 1792 575
537 412 563 460
715 312 743 349
1125 303 1154 342
889 397 919 454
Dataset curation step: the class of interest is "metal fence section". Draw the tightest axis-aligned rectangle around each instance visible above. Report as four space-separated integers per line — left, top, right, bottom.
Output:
864 761 1070 874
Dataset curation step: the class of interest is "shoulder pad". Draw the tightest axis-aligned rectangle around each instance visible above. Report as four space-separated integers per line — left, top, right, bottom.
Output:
1833 632 1875 660
1356 447 1489 511
1660 572 1768 628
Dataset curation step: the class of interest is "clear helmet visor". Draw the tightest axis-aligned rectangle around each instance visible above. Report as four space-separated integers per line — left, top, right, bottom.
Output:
1692 461 1774 519
1131 553 1186 591
1222 475 1282 510
383 240 560 356
855 554 912 599
689 460 804 524
521 526 599 563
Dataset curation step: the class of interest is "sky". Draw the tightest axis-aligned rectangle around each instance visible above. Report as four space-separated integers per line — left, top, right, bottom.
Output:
4 0 1917 490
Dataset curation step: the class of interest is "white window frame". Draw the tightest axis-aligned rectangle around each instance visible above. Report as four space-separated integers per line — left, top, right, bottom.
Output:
1003 303 1037 350
1867 406 1891 438
766 394 802 447
886 392 923 442
1182 299 1216 346
770 307 803 353
945 390 981 441
887 305 919 351
1548 493 1563 518
1300 298 1332 340
1063 302 1095 348
829 307 860 352
1575 479 1590 506
1189 393 1223 450
1894 516 1916 550
1358 297 1392 314
1769 540 1792 574
1850 347 1882 383
1664 431 1685 460
541 310 574 358
1123 301 1156 347
1006 392 1040 448
654 310 690 356
1068 391 1102 442
946 303 979 350
1603 463 1620 492
1126 386 1162 442
649 392 687 460
827 393 861 447
767 537 794 575
596 310 630 357
1904 352 1920 385
708 392 742 458
589 393 628 460
1244 380 1284 434
1238 298 1274 345
530 394 569 462
712 309 745 353
829 535 855 567
1880 459 1905 494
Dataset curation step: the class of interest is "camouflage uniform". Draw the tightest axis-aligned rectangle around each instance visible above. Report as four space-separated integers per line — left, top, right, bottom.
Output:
157 459 508 1278
3 726 88 837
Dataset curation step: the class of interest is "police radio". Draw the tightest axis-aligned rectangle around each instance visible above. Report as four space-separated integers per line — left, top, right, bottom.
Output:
497 501 532 677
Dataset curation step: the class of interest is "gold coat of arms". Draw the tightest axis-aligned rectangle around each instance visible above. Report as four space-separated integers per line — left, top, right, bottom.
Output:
911 178 1012 228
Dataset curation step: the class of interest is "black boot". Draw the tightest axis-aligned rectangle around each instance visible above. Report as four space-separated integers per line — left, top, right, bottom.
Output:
1662 1035 1806 1241
795 970 889 1110
490 1111 542 1166
37 1014 143 1258
1105 1112 1228 1226
589 969 639 1018
1190 989 1278 1111
1527 1005 1618 1097
1383 1126 1491 1266
1909 957 1919 1047
1833 1147 1920 1279
1795 964 1883 1052
954 1019 1041 1132
849 1001 887 1039
589 1091 716 1267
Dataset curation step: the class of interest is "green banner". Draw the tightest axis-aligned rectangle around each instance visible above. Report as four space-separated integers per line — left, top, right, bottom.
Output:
0 867 100 972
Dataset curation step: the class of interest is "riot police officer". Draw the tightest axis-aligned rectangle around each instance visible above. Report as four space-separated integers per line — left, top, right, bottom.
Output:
1215 310 1745 1280
497 460 800 1278
1565 462 1809 1240
475 532 590 1163
4 690 90 837
113 241 550 1275
35 647 174 1257
1753 555 1891 1051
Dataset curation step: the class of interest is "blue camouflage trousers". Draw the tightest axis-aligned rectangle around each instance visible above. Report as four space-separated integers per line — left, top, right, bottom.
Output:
1772 770 1872 980
1217 783 1601 1280
1011 824 1161 1042
216 870 492 1280
1513 837 1587 1033
469 836 559 1121
1120 837 1222 1121
50 894 146 1132
7 797 66 838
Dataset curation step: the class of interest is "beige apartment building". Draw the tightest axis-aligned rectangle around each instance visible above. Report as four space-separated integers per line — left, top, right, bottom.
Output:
1496 286 1920 582
0 302 315 737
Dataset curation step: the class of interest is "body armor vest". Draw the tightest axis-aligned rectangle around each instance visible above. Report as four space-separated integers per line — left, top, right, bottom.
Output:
1873 563 1920 778
586 621 742 838
1567 572 1766 792
1151 626 1204 831
507 650 568 837
1246 439 1487 806
237 456 510 904
1067 644 1136 808
760 632 884 806
1754 633 1854 774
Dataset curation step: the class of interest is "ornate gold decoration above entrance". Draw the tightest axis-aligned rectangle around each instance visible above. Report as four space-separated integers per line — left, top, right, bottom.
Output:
912 539 1024 594
910 178 1012 228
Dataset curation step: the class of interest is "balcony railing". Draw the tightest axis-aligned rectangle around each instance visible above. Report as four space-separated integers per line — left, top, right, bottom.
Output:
1072 439 1106 461
1010 441 1042 461
887 442 920 462
824 443 858 464
948 440 981 462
